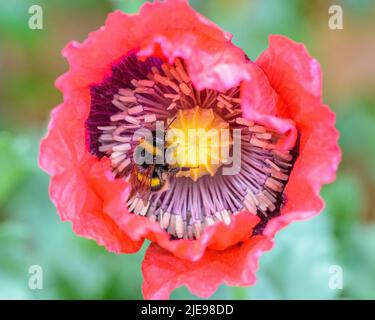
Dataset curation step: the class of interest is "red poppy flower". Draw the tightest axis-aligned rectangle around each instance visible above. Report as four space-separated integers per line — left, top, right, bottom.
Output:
39 0 341 299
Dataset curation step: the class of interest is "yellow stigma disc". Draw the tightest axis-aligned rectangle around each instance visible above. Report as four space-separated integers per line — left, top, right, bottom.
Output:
166 106 231 181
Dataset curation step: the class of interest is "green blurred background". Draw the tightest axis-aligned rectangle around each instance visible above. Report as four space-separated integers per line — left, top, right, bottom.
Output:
0 0 374 299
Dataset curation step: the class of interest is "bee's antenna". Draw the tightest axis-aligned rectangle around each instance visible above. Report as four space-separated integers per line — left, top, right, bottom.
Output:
179 166 199 172
165 115 177 130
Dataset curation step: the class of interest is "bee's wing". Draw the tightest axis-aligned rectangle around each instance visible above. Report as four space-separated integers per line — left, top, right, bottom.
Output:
130 164 153 202
129 165 139 187
140 165 154 201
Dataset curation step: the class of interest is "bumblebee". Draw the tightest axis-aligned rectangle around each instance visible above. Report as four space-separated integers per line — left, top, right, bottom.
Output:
129 126 191 201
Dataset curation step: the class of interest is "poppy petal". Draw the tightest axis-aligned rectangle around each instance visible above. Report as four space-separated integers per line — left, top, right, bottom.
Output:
256 35 341 236
142 235 273 299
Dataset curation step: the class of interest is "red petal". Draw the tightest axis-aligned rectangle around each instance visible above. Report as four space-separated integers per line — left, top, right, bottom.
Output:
142 236 273 300
255 35 341 236
104 203 260 261
39 102 86 176
56 0 250 105
39 95 142 253
49 163 143 254
241 63 298 151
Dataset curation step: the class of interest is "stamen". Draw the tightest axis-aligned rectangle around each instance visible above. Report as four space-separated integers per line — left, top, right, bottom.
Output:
119 96 137 103
236 117 254 127
179 83 191 96
126 105 142 115
138 79 155 87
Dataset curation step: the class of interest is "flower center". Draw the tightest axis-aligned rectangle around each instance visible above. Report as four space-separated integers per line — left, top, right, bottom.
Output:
166 106 231 181
86 52 299 240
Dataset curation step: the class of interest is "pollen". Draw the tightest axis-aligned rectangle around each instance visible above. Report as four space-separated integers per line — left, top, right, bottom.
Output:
166 107 231 181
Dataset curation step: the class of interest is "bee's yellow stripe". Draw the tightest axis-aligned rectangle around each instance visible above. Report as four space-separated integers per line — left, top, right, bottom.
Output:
151 177 160 187
137 172 160 187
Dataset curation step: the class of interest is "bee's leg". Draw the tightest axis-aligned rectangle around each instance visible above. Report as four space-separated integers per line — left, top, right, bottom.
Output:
155 167 164 180
129 188 136 199
152 168 169 192
156 171 171 193
168 167 181 174
158 179 170 193
168 166 196 175
161 172 169 181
